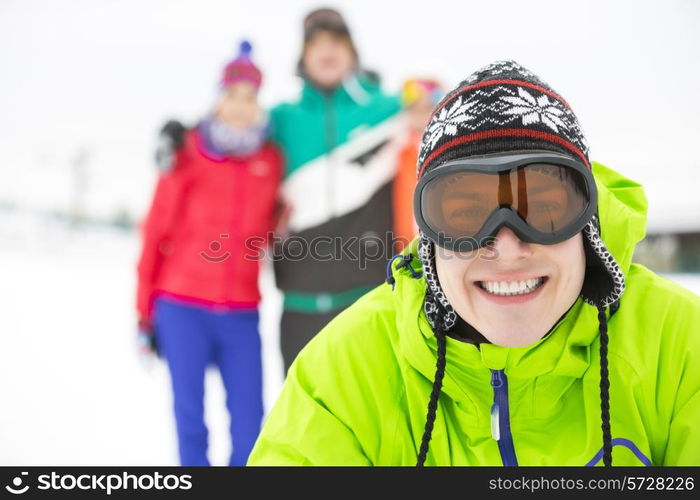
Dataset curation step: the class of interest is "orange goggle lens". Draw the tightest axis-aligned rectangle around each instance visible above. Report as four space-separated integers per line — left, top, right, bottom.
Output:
421 164 589 240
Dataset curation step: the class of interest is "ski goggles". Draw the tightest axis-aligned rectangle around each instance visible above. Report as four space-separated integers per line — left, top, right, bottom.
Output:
414 152 597 251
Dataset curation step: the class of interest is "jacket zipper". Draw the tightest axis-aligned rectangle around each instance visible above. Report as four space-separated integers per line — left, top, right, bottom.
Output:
490 369 519 466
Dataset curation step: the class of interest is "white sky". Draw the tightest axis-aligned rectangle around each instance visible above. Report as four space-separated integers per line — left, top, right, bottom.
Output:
0 0 699 231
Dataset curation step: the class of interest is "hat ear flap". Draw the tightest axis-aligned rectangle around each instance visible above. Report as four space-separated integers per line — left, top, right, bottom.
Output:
580 215 625 308
418 234 458 331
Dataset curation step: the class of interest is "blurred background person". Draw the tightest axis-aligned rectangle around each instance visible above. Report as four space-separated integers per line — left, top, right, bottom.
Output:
135 41 283 466
392 78 445 248
271 8 402 373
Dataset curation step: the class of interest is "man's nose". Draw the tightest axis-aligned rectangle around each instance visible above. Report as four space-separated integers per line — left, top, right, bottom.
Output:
491 227 533 261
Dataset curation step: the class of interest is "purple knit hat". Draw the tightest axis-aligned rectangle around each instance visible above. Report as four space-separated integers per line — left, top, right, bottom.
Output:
221 40 262 90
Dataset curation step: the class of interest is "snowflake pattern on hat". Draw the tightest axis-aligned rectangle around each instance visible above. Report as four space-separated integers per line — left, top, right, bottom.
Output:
417 84 590 171
424 96 477 150
500 87 568 132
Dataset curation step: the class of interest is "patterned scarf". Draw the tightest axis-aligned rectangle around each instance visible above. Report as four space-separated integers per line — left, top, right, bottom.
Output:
199 116 268 158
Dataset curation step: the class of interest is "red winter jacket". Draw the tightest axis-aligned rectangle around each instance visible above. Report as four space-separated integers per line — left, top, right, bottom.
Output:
136 129 283 322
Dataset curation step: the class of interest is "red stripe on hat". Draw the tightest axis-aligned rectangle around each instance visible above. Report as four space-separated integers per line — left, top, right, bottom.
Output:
429 79 572 124
417 128 590 178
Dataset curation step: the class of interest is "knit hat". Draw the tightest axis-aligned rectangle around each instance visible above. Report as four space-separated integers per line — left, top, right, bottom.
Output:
221 40 262 90
412 60 625 467
303 7 354 44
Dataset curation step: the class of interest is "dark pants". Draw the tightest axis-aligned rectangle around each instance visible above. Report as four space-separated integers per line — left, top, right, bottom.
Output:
280 309 340 374
154 297 263 466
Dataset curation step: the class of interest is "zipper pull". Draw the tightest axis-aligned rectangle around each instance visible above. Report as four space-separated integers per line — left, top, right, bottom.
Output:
490 369 504 388
490 404 500 441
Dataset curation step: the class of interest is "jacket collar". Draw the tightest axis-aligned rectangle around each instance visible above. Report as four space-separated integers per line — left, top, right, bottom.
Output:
300 73 374 108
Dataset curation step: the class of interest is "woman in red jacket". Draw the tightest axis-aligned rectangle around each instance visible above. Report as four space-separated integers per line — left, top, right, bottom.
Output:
135 41 282 466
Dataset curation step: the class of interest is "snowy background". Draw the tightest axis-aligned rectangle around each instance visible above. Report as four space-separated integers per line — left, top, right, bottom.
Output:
1 0 699 465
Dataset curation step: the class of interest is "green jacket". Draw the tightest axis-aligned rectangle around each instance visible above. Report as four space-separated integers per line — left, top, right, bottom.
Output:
249 162 700 466
271 75 400 176
270 75 402 313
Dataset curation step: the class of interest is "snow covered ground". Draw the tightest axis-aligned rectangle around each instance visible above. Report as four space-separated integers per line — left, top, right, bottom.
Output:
1 212 699 465
0 212 283 465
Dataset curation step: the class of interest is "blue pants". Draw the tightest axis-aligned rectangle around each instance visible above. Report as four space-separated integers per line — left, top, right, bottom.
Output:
153 297 263 466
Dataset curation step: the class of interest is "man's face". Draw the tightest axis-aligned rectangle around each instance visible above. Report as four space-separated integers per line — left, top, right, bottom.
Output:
302 31 355 89
435 227 586 347
215 81 259 131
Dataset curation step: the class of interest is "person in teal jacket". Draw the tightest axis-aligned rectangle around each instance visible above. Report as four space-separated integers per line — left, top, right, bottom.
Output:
271 8 401 372
249 61 700 466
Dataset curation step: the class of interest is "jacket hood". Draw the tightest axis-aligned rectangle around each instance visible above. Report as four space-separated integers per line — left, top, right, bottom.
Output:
388 161 648 405
591 161 647 276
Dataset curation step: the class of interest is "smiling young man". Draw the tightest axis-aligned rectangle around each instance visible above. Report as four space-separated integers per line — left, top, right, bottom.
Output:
248 61 700 466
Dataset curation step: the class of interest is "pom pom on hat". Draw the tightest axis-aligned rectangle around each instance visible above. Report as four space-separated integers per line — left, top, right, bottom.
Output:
239 40 252 56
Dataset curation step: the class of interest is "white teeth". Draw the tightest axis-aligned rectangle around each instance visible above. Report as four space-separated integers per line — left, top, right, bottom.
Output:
479 277 544 296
